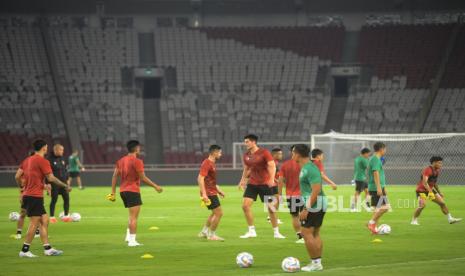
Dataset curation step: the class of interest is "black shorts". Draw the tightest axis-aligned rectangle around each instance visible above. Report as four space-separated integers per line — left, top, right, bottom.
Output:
20 195 26 210
51 185 68 196
369 188 388 207
23 196 46 217
120 191 142 208
243 184 273 203
286 196 304 216
301 209 326 228
355 181 368 192
270 186 279 195
206 195 221 210
69 172 80 178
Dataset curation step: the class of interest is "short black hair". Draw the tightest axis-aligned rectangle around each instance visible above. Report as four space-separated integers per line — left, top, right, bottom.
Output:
209 144 221 153
430 156 443 164
373 142 386 152
311 148 323 158
271 148 282 153
244 134 258 142
293 144 310 158
126 140 140 153
361 148 371 154
33 139 47 152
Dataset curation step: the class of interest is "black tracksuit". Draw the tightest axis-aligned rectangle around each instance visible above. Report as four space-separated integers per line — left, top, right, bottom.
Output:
48 154 70 217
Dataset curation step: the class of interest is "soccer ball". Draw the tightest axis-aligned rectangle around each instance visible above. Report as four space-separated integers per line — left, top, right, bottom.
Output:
281 257 300 273
236 252 253 268
9 212 20 221
70 213 81 222
377 224 391 234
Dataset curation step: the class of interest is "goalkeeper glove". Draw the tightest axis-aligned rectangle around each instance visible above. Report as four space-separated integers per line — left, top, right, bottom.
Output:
419 193 427 200
428 192 436 200
106 193 116 202
200 198 211 207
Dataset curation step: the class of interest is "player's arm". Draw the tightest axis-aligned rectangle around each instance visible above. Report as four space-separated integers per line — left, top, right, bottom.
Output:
14 168 24 188
433 183 442 197
216 185 225 198
138 172 163 193
238 165 249 190
267 160 276 185
111 167 119 195
45 174 71 191
77 158 85 170
321 172 337 190
300 183 322 221
278 176 285 197
422 175 433 193
197 174 209 202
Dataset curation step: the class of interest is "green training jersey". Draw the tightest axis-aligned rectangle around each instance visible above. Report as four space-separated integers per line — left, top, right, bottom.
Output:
353 156 369 181
299 161 326 210
368 155 386 191
68 155 80 172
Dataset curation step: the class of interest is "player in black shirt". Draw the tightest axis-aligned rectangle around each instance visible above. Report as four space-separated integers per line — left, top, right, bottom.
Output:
48 144 71 223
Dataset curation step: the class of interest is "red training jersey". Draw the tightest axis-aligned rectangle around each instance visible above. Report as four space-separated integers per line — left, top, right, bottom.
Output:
116 155 144 193
312 159 325 173
243 148 274 185
416 166 440 193
199 158 218 196
20 154 52 198
279 159 301 197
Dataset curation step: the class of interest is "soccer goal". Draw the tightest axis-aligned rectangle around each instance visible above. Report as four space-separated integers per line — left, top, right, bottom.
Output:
311 131 465 185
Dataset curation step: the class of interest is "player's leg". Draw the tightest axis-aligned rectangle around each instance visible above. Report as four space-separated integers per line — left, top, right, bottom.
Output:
363 187 371 209
208 206 224 241
367 190 388 233
264 186 285 238
288 197 303 243
199 213 213 238
39 213 63 256
240 187 258 239
351 190 361 211
15 208 27 239
300 226 323 272
127 205 141 246
76 175 83 189
62 189 70 217
432 195 462 224
49 187 59 223
411 194 426 225
19 216 41 257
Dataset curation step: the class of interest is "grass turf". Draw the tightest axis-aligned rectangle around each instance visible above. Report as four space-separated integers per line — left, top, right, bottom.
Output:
1 185 465 275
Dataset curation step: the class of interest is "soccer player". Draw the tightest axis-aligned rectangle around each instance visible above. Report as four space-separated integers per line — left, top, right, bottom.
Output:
351 148 371 212
68 149 85 190
267 148 283 224
110 140 163 247
238 134 285 239
16 139 71 257
411 156 462 225
198 145 225 241
279 145 304 243
311 149 337 190
48 144 72 223
367 142 389 234
293 144 326 272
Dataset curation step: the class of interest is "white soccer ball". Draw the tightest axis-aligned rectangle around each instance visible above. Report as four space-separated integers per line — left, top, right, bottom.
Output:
236 252 254 268
70 212 81 222
9 212 20 221
281 257 300 273
377 224 391 234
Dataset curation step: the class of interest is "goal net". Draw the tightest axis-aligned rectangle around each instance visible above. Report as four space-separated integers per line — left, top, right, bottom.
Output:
311 131 465 185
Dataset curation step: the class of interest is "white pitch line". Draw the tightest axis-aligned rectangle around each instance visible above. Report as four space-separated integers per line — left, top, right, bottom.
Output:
84 216 167 219
265 256 465 275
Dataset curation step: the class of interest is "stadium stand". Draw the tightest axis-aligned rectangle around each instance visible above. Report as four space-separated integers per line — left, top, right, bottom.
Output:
0 25 68 165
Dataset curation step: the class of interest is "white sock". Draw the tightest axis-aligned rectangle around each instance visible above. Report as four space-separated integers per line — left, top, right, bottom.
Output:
210 230 216 237
202 225 209 233
248 226 256 232
412 217 417 222
273 227 280 234
369 220 376 225
129 234 136 242
447 213 453 220
312 258 321 265
126 229 130 239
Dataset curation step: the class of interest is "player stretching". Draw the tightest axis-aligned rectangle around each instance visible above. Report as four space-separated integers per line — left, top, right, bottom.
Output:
351 148 371 212
411 156 462 225
311 149 337 190
110 140 163 247
279 145 304 243
367 142 389 234
68 150 85 190
16 139 70 257
293 144 326 272
238 134 285 239
48 144 72 223
198 145 225 241
267 148 283 224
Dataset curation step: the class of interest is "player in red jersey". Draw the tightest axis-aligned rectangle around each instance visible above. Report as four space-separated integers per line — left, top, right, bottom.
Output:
279 145 304 243
15 139 71 258
411 156 461 225
197 145 225 241
311 149 337 190
267 148 283 224
110 140 163 247
238 134 285 239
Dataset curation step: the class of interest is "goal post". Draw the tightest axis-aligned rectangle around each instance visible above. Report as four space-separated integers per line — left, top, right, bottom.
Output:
311 131 465 185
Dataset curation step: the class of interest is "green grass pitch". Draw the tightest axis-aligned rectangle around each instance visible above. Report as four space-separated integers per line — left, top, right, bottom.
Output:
1 185 465 275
